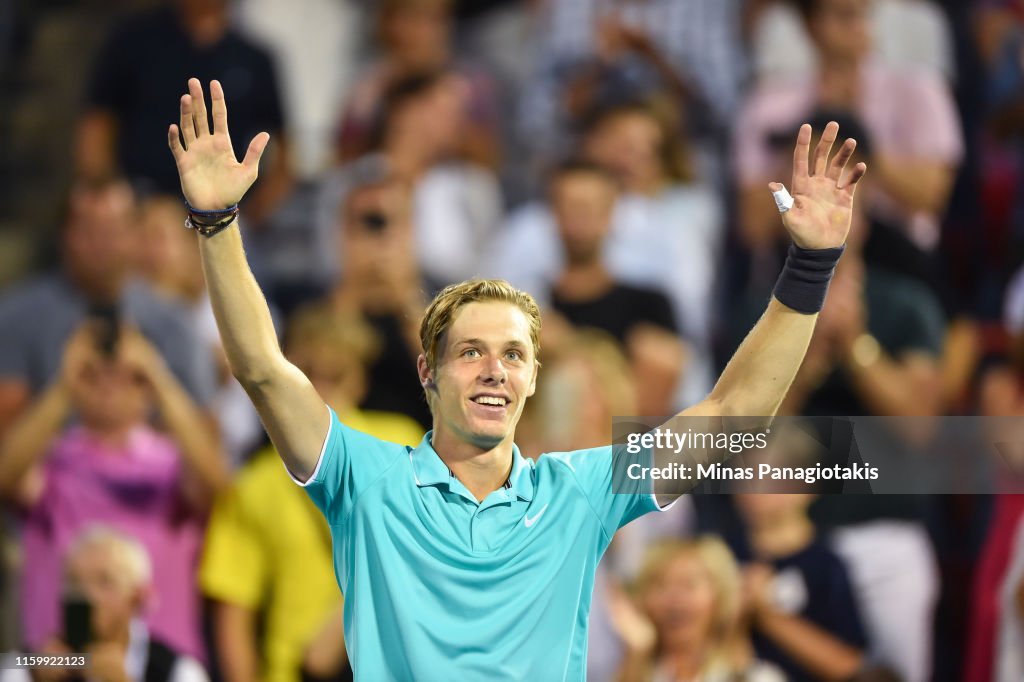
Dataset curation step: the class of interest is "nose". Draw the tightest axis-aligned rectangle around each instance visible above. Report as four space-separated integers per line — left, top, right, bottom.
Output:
480 355 507 385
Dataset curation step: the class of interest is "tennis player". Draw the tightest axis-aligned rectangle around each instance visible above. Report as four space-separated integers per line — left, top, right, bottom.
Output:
167 78 865 680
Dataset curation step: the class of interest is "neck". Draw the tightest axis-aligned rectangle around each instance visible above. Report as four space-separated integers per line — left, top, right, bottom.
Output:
431 426 513 502
555 260 613 301
391 47 449 73
819 54 861 76
748 513 815 558
383 141 431 179
178 4 228 46
660 639 708 680
85 422 137 449
627 173 667 197
67 269 124 303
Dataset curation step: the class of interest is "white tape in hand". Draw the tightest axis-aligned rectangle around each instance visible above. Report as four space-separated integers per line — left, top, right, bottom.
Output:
772 185 795 213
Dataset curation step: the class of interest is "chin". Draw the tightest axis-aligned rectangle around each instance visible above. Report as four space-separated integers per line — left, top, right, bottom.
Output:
463 421 511 449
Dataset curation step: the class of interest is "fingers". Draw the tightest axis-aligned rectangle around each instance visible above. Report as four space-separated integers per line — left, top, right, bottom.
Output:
168 124 184 162
812 120 839 176
210 79 229 137
188 77 210 137
792 123 811 181
242 132 271 173
840 162 868 195
179 95 196 148
827 138 856 182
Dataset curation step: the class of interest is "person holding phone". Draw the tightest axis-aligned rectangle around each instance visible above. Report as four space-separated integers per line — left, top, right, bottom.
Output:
0 525 207 681
0 324 227 661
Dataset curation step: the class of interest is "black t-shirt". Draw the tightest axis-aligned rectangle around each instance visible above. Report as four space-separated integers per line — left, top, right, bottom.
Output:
741 541 869 682
551 283 678 344
362 313 433 430
86 6 285 193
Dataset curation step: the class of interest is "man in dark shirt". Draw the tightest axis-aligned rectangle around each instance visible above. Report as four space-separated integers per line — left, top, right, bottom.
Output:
546 159 685 415
76 0 290 222
324 172 432 429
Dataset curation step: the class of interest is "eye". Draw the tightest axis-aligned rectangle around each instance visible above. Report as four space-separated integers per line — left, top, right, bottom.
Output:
462 348 480 359
505 350 522 361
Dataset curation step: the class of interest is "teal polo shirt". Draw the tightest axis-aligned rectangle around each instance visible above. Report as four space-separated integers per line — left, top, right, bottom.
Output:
293 407 669 681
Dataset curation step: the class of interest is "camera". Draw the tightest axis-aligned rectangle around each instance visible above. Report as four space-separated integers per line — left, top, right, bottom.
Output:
87 303 120 358
359 211 390 233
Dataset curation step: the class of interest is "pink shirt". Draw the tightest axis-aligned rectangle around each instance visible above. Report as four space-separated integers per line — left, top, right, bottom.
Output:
734 61 964 249
19 425 204 660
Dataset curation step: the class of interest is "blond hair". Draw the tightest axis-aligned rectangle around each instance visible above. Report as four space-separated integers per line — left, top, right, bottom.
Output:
419 279 542 371
66 525 153 591
632 537 743 649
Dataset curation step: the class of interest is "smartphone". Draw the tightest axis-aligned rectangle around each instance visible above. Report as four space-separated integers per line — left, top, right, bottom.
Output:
359 211 390 233
87 303 120 358
62 595 93 650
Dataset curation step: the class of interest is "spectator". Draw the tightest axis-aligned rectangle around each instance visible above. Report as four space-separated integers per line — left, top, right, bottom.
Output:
336 0 500 170
322 172 432 428
0 178 216 438
735 0 963 256
963 263 1024 682
733 494 868 682
0 324 227 660
750 0 956 83
75 0 291 224
0 526 208 681
518 328 637 457
488 100 724 406
201 303 421 682
606 537 785 682
316 72 502 291
518 0 744 167
135 194 265 467
545 160 686 416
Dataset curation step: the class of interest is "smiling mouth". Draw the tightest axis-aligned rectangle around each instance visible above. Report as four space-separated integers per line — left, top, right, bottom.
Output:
472 395 509 407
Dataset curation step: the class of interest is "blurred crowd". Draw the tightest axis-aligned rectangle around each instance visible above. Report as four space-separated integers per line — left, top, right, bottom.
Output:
0 0 1023 680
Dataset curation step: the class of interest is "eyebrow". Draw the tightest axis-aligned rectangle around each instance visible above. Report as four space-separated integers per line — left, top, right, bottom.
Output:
453 338 527 349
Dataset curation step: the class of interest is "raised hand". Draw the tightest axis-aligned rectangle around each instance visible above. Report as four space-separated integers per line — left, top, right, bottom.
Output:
167 78 269 211
771 121 867 250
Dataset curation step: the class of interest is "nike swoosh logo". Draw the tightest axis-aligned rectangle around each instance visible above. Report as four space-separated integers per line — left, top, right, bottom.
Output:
524 504 549 528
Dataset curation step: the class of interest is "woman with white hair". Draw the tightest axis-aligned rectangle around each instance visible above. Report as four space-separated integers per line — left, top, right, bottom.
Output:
1 525 208 682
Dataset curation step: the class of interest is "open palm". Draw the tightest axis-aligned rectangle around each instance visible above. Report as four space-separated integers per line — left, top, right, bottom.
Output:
167 78 269 211
772 122 867 250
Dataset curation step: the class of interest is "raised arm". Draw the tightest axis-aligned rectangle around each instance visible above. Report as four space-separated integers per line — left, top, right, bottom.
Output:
167 78 326 481
692 121 865 420
650 124 865 504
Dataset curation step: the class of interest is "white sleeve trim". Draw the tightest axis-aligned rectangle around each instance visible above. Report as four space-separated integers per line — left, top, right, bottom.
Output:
285 404 333 487
652 492 681 512
170 656 211 682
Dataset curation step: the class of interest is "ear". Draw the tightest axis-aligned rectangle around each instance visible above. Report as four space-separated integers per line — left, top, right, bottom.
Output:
526 360 539 398
133 583 155 617
416 353 435 390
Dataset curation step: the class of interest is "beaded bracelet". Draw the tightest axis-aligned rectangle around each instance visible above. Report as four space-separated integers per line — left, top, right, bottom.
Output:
183 202 240 238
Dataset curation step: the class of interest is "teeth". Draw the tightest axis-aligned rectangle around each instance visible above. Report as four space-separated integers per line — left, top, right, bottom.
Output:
474 396 506 406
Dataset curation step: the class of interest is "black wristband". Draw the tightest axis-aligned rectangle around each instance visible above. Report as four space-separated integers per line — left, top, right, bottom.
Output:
184 210 238 238
772 243 846 314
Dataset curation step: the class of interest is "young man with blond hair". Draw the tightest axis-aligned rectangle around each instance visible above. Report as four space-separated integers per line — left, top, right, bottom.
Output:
167 78 865 680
